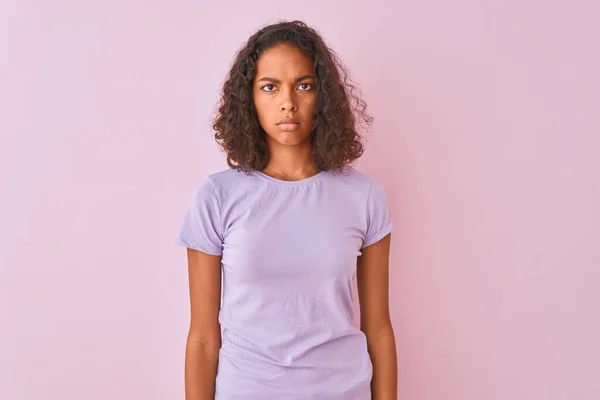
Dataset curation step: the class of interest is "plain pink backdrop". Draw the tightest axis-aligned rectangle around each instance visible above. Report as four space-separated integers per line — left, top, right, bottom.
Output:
1 1 599 399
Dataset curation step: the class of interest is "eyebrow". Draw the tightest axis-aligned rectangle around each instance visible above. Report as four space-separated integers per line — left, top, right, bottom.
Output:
256 75 315 84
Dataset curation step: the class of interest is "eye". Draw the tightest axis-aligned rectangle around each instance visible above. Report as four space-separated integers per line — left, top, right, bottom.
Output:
261 84 276 92
298 83 313 91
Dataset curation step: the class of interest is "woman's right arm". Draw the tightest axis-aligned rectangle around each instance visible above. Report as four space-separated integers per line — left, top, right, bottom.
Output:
184 247 222 400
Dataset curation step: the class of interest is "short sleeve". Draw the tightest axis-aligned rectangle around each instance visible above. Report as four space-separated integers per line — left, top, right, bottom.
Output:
361 179 394 249
176 178 223 256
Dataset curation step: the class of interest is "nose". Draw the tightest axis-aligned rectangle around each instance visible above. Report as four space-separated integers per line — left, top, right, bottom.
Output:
280 88 297 112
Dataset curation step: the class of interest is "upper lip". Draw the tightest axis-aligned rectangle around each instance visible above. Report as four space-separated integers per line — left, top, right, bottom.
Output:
277 118 300 125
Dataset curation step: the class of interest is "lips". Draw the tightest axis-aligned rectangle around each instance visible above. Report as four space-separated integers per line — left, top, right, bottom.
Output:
277 119 300 125
277 122 301 131
276 118 301 131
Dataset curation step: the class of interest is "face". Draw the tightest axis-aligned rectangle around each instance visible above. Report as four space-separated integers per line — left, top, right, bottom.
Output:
252 42 317 148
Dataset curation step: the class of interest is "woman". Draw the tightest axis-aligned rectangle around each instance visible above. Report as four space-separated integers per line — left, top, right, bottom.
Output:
177 20 397 399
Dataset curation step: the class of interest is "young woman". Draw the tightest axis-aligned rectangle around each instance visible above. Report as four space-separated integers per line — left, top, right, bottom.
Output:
177 20 397 400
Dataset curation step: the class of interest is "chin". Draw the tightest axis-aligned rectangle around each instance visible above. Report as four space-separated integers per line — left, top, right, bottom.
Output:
268 132 311 147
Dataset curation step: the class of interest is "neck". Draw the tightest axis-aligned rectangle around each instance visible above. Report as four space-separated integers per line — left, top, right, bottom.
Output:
262 142 319 181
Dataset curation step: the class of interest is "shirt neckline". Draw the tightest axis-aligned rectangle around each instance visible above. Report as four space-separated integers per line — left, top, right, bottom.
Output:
252 169 327 186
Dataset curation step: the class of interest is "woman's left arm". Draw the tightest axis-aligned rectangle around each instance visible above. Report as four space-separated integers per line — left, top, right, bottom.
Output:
357 233 398 400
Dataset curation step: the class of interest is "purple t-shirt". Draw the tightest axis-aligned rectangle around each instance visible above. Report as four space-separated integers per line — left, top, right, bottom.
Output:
176 166 394 399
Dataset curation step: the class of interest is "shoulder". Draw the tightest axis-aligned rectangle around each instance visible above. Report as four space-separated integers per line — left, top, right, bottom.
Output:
200 167 254 194
185 168 249 205
207 167 247 184
329 166 383 192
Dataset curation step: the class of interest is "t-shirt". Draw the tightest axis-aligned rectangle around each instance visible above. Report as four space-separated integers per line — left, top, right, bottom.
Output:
176 166 394 400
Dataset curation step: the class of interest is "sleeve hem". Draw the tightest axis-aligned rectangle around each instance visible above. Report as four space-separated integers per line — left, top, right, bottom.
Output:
176 237 222 256
361 220 394 249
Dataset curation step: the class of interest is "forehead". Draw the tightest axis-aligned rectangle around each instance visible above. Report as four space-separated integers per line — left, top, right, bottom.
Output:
255 42 314 77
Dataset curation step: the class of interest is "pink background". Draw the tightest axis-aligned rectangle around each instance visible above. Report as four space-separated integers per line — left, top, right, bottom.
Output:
1 1 599 399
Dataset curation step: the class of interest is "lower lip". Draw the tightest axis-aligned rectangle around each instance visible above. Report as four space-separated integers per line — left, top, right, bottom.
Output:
278 123 300 131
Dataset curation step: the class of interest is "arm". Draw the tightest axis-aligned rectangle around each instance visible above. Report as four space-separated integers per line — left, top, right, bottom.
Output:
357 233 398 400
185 248 222 400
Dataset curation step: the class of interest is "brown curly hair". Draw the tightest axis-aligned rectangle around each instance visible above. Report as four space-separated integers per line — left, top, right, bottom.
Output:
212 20 373 174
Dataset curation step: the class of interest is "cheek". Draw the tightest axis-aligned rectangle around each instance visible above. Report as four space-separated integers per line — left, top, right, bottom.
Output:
252 95 269 120
301 95 317 113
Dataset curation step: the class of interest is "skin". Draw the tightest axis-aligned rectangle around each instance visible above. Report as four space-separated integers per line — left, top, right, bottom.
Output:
358 234 398 400
184 249 221 400
252 41 320 181
185 41 397 399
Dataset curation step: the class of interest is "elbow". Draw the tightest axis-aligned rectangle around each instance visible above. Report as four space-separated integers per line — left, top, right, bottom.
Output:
186 327 221 352
362 319 395 343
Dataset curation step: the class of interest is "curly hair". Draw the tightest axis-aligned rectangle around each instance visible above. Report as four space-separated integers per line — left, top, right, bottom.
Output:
212 20 373 174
